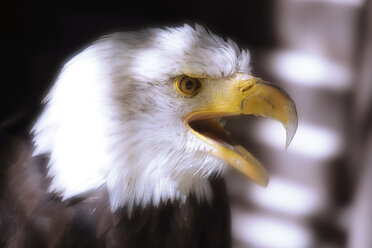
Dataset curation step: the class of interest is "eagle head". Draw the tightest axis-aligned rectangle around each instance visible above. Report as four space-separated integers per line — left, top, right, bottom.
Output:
32 24 297 212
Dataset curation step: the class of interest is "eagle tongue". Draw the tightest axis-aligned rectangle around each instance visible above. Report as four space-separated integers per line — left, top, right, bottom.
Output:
190 118 238 147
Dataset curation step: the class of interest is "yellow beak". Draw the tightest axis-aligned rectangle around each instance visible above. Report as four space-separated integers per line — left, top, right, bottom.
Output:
185 74 297 186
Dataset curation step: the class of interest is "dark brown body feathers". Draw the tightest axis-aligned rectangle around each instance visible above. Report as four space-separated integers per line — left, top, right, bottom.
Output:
0 133 231 248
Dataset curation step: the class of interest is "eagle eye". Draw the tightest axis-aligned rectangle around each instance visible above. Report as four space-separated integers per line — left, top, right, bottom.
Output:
175 76 201 96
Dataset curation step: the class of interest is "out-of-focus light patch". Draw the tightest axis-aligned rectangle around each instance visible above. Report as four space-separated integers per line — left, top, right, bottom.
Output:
268 50 352 92
254 120 342 160
249 177 323 217
285 0 364 7
232 211 313 248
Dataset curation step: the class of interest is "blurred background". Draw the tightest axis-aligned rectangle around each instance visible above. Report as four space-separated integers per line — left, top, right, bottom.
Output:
1 0 371 247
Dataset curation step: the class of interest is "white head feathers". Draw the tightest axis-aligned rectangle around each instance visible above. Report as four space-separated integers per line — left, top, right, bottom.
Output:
31 24 251 212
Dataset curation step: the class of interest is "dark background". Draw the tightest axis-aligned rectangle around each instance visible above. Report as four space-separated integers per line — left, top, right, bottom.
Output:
1 1 275 135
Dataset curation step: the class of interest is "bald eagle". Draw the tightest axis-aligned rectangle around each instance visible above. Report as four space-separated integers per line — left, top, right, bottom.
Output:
0 25 297 247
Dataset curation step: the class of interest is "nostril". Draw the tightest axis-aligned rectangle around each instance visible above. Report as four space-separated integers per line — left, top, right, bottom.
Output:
240 84 254 94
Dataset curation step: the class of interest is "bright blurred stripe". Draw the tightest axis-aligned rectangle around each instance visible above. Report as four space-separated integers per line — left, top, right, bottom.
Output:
280 0 364 7
249 177 324 217
232 210 313 248
267 50 352 92
254 120 342 160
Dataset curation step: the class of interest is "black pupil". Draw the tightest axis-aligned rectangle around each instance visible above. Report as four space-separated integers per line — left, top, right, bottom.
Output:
185 80 194 90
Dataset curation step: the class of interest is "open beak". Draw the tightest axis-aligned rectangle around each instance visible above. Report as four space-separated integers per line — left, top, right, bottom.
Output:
185 74 297 186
